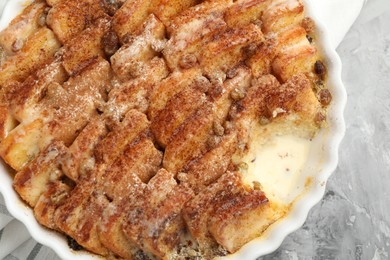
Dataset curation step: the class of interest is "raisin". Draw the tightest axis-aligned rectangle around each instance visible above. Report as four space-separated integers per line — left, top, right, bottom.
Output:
100 0 123 16
243 42 257 58
179 54 197 69
213 121 225 136
192 76 211 93
223 121 234 134
306 34 313 43
318 89 332 106
230 88 245 101
134 250 151 260
314 112 326 126
253 181 263 190
238 162 248 172
314 60 326 79
67 236 83 251
11 39 23 52
38 14 46 27
259 116 270 126
207 135 221 149
102 30 119 58
226 67 238 79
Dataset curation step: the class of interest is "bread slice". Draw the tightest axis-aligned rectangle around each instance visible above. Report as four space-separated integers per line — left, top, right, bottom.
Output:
0 27 60 88
0 0 48 55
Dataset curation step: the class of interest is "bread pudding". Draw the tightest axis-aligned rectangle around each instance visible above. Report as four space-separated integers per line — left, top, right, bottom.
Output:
0 0 332 259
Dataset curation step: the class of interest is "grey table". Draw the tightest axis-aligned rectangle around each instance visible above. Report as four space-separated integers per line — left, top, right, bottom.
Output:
1 0 390 259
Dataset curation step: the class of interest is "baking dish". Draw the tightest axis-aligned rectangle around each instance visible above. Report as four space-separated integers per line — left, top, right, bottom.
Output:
0 0 347 259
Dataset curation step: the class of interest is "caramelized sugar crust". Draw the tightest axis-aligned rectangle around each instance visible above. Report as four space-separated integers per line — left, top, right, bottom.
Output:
0 0 331 258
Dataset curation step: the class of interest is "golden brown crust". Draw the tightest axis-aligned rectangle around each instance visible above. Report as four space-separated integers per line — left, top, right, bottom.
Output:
46 0 106 44
262 0 304 33
94 109 150 168
148 68 202 120
105 57 169 123
0 0 48 55
62 15 111 76
0 105 17 142
111 14 167 81
123 169 194 258
224 0 269 28
98 199 142 259
163 104 214 174
0 27 61 88
112 0 151 42
61 117 108 181
0 119 49 171
4 60 68 122
54 179 110 256
199 23 264 78
0 0 331 258
34 180 72 230
180 132 238 193
13 141 68 207
43 58 111 146
151 78 208 147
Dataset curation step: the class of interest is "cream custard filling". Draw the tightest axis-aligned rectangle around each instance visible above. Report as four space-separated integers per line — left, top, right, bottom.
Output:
243 135 312 205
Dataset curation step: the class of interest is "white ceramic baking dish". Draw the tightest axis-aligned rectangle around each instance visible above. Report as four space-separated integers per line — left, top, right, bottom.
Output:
0 0 347 259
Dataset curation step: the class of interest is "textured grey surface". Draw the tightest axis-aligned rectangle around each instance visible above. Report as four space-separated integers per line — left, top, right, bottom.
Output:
260 1 390 260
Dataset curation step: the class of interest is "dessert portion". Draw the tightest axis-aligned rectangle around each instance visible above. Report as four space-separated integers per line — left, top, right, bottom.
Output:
0 0 332 259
